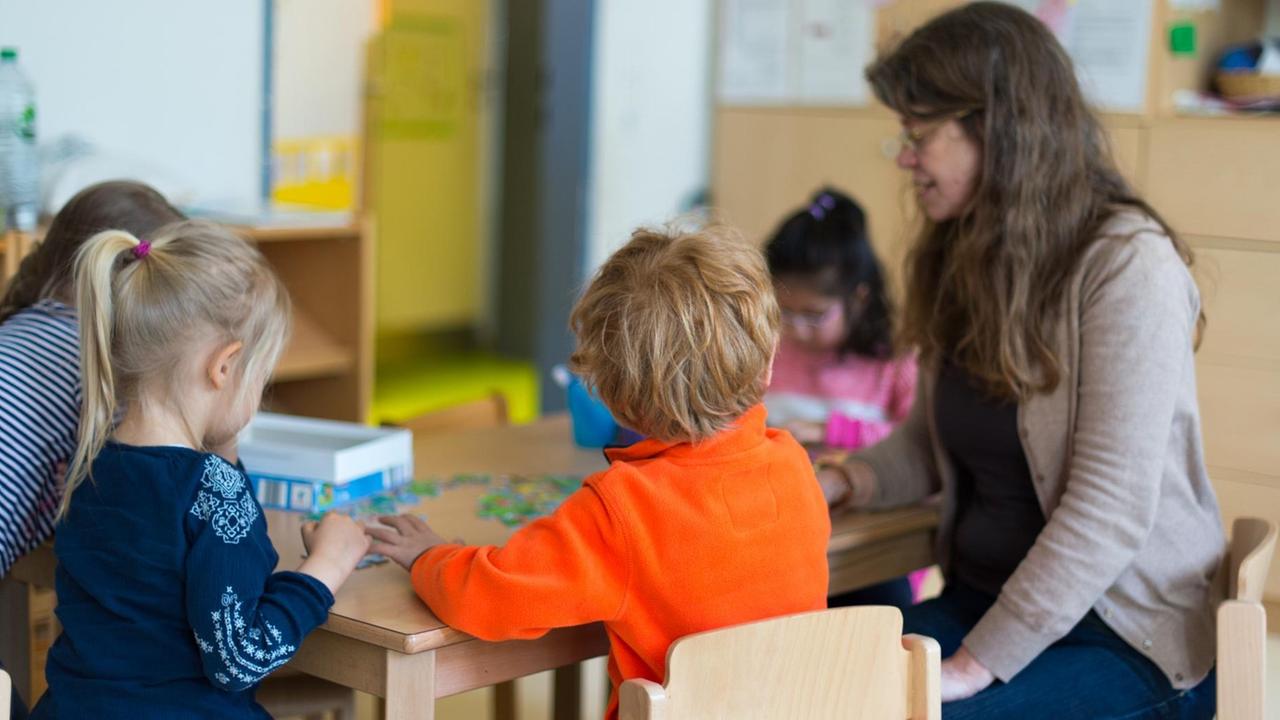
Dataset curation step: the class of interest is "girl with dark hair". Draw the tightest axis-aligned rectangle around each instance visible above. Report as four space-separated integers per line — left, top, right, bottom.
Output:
819 4 1220 717
764 187 915 455
764 187 922 611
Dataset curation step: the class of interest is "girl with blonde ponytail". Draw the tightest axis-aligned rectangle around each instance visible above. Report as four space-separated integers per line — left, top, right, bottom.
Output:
32 221 370 720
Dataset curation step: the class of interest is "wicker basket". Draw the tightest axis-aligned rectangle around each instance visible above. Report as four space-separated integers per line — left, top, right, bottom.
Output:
1217 71 1280 101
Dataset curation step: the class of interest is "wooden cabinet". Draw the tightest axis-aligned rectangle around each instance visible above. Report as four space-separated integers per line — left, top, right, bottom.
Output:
1148 118 1280 244
243 223 374 423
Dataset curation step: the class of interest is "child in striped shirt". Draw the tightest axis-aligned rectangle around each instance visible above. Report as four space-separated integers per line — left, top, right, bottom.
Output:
0 181 184 578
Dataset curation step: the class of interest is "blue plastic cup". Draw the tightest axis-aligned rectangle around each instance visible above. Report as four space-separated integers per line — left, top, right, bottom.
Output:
565 374 619 448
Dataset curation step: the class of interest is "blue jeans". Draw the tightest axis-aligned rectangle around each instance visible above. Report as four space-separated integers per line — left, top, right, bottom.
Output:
828 576 915 610
903 582 1216 719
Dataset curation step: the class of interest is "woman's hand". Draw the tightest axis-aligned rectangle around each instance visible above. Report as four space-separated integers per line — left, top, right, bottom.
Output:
814 457 876 510
816 464 854 506
940 646 995 702
366 514 457 571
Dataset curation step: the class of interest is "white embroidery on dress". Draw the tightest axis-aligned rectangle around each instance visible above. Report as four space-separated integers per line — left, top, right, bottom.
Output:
189 456 259 544
193 631 213 653
202 455 245 498
196 586 297 687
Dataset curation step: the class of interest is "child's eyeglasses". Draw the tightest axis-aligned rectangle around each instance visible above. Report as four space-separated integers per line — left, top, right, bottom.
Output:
781 303 842 329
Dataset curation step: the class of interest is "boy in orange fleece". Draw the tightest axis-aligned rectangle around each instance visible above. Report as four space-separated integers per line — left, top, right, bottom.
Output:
370 225 831 719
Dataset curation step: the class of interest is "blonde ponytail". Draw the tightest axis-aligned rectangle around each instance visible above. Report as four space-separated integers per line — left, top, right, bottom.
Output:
62 231 147 517
57 221 290 520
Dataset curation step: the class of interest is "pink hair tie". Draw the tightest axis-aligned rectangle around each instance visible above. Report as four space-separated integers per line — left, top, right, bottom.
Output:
132 241 152 259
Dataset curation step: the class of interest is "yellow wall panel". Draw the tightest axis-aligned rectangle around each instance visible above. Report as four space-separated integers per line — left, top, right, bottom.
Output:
368 0 488 332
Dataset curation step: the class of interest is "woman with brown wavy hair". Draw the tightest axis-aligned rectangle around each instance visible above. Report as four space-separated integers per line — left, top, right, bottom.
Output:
818 4 1221 716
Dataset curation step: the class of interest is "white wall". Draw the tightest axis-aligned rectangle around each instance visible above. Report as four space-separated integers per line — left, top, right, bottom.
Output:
273 0 376 140
584 0 714 275
0 0 263 207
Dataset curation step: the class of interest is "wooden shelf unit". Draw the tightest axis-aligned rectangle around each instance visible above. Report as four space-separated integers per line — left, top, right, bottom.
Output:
0 221 373 423
238 222 374 423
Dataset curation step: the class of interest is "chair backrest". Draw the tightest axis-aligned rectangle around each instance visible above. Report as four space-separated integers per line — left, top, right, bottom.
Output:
1218 516 1278 720
393 394 509 436
619 606 940 720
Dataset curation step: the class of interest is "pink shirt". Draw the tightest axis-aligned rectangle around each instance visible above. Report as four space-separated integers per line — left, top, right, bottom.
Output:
765 335 917 446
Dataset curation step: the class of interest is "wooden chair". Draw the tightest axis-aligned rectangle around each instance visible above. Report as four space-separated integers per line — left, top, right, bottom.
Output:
256 668 356 720
619 606 941 720
1218 516 1278 720
392 393 509 436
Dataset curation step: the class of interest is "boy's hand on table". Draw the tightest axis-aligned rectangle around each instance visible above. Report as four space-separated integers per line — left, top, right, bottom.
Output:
367 514 458 571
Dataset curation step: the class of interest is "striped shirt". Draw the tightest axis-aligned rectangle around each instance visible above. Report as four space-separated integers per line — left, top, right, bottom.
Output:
0 299 79 576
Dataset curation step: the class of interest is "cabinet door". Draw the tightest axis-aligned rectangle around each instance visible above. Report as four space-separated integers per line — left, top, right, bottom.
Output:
1148 118 1280 245
1192 241 1280 602
1103 123 1143 191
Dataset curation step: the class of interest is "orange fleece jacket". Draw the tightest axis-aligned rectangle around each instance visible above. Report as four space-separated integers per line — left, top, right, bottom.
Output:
411 405 831 719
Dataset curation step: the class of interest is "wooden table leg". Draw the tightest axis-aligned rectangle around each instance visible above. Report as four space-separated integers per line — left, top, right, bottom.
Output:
553 663 582 720
494 680 517 720
0 578 32 708
287 629 439 720
384 648 436 720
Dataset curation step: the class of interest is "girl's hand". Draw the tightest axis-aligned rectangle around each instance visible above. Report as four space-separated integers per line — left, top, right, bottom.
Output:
786 421 826 445
366 514 457 571
299 513 372 594
940 646 995 702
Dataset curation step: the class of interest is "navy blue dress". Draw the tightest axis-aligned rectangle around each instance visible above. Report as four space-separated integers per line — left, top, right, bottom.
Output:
32 444 333 719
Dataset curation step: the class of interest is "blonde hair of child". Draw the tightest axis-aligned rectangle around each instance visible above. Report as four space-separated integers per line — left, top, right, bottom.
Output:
569 224 779 443
61 220 290 519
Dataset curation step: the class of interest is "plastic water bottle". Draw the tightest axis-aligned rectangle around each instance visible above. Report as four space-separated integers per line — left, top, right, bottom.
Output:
0 47 38 231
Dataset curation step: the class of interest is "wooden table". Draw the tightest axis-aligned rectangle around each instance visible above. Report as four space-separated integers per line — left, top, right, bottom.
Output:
5 415 938 719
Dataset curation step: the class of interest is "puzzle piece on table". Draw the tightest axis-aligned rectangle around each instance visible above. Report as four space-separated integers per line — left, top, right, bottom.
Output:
444 473 493 490
409 478 442 497
475 474 584 528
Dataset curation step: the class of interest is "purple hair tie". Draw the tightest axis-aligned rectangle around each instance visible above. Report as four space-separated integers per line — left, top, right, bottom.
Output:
132 241 152 259
808 193 837 220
